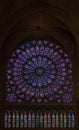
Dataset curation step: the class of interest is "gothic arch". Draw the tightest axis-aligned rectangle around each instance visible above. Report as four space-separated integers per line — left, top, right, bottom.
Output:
0 0 79 129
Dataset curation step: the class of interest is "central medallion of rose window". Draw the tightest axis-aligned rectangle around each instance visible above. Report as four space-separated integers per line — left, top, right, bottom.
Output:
35 67 44 76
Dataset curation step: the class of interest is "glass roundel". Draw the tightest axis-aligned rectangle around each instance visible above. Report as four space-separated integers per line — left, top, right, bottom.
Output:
6 40 73 103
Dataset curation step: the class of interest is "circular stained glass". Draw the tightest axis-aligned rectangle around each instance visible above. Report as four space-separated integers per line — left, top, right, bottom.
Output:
6 40 73 103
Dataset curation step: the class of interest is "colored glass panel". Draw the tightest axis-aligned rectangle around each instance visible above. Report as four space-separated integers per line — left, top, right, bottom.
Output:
48 113 51 127
12 112 16 127
6 40 73 103
71 113 75 128
56 113 59 127
8 113 11 128
28 113 31 127
36 113 39 127
20 112 24 127
16 112 19 128
32 113 35 128
39 113 43 127
4 112 8 128
60 112 63 127
4 109 75 128
24 112 27 127
64 112 67 127
4 111 11 128
44 113 47 127
68 113 71 127
68 111 75 128
52 113 55 128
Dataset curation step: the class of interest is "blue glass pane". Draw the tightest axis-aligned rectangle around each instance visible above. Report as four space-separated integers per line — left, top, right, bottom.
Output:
6 40 73 103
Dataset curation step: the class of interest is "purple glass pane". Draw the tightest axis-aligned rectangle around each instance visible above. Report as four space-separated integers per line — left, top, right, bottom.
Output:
6 41 73 103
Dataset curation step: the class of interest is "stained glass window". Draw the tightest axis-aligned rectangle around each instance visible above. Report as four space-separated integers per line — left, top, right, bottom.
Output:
24 111 27 128
44 112 48 127
68 110 75 128
20 111 24 127
60 111 63 127
4 110 11 128
48 113 51 128
72 112 75 127
4 109 75 128
36 113 39 127
52 112 55 127
16 111 19 128
28 112 31 127
32 112 35 128
56 112 59 127
64 111 67 127
12 111 16 127
39 113 43 127
6 40 73 103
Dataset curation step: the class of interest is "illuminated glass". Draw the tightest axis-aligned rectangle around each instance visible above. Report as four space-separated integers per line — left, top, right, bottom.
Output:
52 113 55 128
12 111 16 127
6 40 73 103
68 113 71 127
24 112 27 127
48 113 51 127
4 110 11 128
4 109 75 128
16 112 19 128
60 112 63 127
56 112 59 127
32 113 35 128
28 113 31 127
20 112 24 127
36 113 39 127
64 112 67 127
39 113 43 127
44 113 47 127
68 110 75 128
4 111 8 128
72 112 75 127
